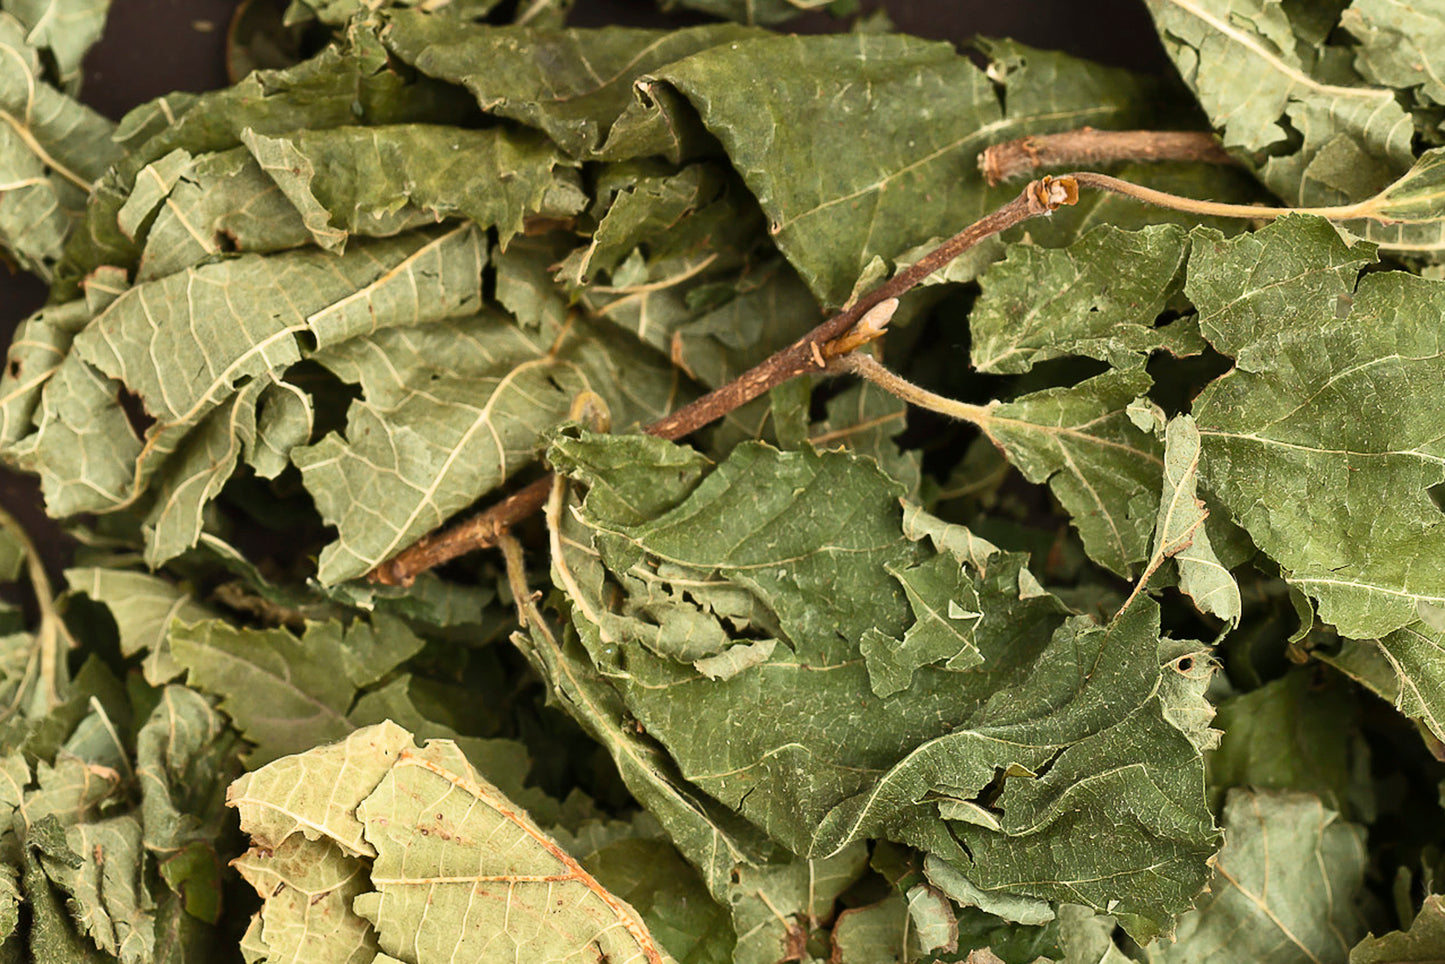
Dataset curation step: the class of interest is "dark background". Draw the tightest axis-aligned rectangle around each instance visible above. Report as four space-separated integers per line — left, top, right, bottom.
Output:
0 0 1173 578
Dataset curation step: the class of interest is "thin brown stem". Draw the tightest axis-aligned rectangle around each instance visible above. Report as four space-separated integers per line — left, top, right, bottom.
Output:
368 176 1078 585
373 160 1390 587
642 177 1076 442
1066 170 1361 220
979 129 1236 186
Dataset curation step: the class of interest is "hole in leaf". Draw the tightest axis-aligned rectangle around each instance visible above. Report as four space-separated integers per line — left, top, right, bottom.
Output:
8 360 18 378
1428 482 1445 515
115 386 155 440
1151 307 1188 330
214 229 239 253
280 360 359 442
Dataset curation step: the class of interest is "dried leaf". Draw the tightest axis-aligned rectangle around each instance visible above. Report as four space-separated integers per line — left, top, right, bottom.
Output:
1350 894 1445 963
230 723 672 964
970 224 1196 374
549 431 1216 941
978 368 1164 577
1145 789 1369 964
1189 216 1445 638
1145 0 1414 206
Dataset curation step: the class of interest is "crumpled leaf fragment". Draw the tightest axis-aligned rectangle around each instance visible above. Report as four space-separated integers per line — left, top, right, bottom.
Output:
1144 0 1414 206
970 224 1196 374
56 17 479 295
1149 415 1241 623
859 547 985 699
239 124 584 252
548 430 1216 941
17 224 483 526
233 835 377 964
379 13 757 161
727 843 870 964
229 722 673 964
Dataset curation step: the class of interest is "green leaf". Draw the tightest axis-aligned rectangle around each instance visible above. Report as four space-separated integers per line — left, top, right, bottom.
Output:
549 432 1216 940
136 686 244 856
21 845 111 964
1189 217 1445 638
925 855 1056 926
67 569 219 690
978 368 1164 577
859 551 985 699
970 224 1196 374
6 0 112 92
1144 0 1415 206
1342 1 1445 108
726 844 870 964
168 615 423 765
41 816 154 964
239 124 584 252
811 381 920 496
1150 415 1241 623
0 300 91 452
579 837 734 964
1321 626 1445 745
1147 789 1369 964
379 13 757 161
653 35 1167 307
131 147 318 282
511 611 777 904
234 836 379 964
560 162 741 286
26 225 485 523
295 303 678 585
660 0 821 25
0 12 119 280
1186 215 1374 361
289 0 503 26
1350 893 1445 963
1333 147 1445 256
1206 668 1374 820
56 19 477 294
829 894 914 963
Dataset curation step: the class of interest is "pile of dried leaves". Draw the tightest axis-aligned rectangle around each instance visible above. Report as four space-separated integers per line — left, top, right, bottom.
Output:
0 0 1443 961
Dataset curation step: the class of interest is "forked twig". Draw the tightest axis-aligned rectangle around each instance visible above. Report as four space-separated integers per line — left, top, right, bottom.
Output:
369 176 1078 584
370 163 1393 587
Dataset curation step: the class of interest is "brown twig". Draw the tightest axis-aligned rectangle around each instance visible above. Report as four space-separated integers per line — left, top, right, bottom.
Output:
367 176 1079 585
979 129 1235 186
